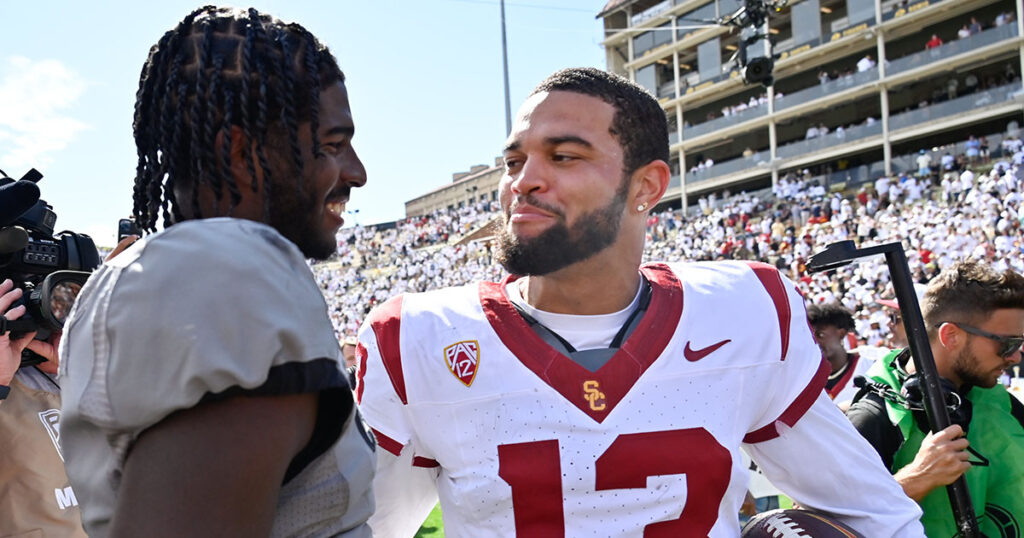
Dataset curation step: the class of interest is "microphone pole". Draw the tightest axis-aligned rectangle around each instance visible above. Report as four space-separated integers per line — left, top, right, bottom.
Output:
807 240 980 538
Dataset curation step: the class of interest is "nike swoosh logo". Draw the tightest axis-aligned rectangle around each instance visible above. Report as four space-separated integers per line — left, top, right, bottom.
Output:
684 339 732 362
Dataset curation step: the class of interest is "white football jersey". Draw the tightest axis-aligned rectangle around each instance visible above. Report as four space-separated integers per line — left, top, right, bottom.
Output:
357 261 923 537
826 352 877 407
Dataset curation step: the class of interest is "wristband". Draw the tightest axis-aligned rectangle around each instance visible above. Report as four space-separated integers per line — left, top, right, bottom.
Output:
0 384 9 400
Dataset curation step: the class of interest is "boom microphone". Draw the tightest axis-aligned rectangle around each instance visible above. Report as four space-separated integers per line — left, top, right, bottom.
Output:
0 181 41 228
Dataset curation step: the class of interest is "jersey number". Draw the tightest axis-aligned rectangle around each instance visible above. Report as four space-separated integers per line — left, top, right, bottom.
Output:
497 428 730 537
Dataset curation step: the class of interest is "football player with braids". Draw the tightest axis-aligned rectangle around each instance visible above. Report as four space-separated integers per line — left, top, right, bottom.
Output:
60 6 374 536
357 67 924 536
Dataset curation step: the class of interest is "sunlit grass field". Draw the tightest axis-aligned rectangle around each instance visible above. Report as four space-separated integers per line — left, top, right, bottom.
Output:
414 504 444 538
410 496 793 535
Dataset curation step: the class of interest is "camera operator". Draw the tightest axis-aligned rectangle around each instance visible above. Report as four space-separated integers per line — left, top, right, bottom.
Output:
0 278 86 537
0 231 135 537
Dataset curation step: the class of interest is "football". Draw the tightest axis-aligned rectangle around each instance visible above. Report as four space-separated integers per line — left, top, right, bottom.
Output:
741 509 866 538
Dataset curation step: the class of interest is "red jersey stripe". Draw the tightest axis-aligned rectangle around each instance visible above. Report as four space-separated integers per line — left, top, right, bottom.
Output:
743 358 830 443
745 262 792 361
365 295 408 405
372 428 404 456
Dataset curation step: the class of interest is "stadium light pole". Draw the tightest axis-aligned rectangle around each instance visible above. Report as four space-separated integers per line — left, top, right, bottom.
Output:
500 0 512 135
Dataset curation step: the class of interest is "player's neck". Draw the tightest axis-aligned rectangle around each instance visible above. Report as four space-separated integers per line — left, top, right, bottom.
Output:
519 253 643 315
826 352 849 374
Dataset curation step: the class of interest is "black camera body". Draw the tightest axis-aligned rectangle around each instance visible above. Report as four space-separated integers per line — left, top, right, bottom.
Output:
118 218 141 242
0 168 99 364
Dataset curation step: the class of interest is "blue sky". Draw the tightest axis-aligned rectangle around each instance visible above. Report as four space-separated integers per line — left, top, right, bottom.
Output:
0 1 605 246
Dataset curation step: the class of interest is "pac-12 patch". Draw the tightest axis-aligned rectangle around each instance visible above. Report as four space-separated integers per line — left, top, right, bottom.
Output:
444 340 480 387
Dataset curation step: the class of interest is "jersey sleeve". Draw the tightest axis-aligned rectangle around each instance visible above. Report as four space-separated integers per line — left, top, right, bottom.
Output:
69 220 346 434
741 263 831 442
846 391 904 470
356 295 415 453
745 391 925 537
368 448 440 538
356 296 441 537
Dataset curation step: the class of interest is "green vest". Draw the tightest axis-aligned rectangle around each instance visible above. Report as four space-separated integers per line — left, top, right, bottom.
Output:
866 350 1024 537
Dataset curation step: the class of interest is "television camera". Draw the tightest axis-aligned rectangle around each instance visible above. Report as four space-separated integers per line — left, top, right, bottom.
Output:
0 167 100 367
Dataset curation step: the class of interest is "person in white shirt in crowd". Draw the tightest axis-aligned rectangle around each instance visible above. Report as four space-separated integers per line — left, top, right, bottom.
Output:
857 54 876 72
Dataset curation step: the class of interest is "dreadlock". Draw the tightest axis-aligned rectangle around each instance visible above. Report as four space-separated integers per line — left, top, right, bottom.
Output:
131 5 344 233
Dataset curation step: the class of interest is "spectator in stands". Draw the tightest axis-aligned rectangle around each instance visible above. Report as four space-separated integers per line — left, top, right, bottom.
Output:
342 335 359 388
969 16 983 35
876 284 928 349
342 336 359 369
957 24 971 39
941 151 956 171
917 150 933 177
925 34 943 49
964 72 979 95
857 54 876 72
966 135 982 163
847 261 1024 536
947 76 959 100
1002 136 1023 156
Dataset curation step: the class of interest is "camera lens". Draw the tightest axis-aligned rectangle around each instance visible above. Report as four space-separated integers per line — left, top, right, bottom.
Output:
49 281 82 324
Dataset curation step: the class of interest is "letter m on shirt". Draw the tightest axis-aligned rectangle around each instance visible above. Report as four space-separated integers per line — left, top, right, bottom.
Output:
55 486 78 509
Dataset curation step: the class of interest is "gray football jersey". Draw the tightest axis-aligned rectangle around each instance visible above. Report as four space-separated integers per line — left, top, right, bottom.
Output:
59 218 374 537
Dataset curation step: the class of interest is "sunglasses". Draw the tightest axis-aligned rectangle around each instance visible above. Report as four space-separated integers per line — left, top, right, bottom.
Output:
946 322 1024 359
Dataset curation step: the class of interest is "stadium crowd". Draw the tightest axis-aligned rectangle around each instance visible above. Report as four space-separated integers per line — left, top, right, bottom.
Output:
316 152 1024 352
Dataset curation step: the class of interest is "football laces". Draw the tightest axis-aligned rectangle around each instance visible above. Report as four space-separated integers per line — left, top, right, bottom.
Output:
764 515 811 538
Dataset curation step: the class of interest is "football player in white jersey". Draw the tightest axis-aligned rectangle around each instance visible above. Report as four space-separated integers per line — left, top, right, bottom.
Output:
807 303 876 410
60 7 374 536
357 67 924 537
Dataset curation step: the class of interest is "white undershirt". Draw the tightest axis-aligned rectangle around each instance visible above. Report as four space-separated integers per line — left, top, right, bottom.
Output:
505 277 643 351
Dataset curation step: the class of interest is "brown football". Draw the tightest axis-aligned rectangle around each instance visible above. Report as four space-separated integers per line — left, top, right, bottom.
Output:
741 509 866 538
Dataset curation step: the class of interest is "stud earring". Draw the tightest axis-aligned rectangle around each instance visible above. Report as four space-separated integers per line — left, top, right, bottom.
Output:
637 202 648 212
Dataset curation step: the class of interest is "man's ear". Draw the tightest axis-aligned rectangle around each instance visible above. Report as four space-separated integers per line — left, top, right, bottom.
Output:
937 322 963 351
223 125 261 193
631 159 671 211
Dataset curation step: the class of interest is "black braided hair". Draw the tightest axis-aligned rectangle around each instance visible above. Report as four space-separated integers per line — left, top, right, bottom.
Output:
298 25 322 159
239 15 257 195
131 5 345 232
276 30 304 193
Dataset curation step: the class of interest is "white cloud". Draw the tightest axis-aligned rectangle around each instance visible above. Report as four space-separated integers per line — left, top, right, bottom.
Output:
0 56 89 175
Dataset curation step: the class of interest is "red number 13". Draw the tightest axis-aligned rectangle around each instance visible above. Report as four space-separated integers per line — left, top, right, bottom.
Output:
497 428 730 537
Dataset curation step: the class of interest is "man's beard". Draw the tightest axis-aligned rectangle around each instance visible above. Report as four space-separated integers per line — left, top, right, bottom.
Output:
951 344 999 388
268 178 338 261
496 179 629 276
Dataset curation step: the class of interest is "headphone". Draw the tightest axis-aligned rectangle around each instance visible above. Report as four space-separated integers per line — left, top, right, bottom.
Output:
852 348 989 466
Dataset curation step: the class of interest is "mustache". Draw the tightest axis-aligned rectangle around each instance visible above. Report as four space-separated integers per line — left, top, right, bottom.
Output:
326 186 351 202
506 194 564 219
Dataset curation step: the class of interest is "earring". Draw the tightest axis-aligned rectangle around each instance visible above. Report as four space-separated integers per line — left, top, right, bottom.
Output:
637 202 648 212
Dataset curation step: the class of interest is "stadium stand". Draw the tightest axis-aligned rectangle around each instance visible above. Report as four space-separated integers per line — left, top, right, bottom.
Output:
315 149 1024 360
